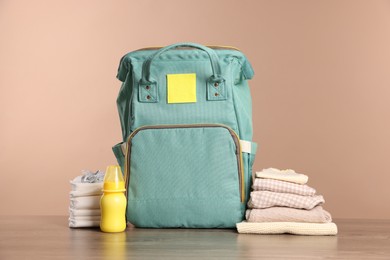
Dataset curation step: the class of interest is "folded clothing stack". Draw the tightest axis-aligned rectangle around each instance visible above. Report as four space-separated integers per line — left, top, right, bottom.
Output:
237 168 337 235
69 170 104 228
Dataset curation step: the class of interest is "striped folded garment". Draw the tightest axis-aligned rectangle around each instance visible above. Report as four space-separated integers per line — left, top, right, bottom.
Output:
248 191 324 210
236 221 338 236
252 178 316 196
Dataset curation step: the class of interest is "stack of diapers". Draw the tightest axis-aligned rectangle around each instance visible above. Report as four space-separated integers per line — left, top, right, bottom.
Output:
237 168 338 235
69 170 104 228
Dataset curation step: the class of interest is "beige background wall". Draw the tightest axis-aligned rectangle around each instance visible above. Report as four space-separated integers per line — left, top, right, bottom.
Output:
1 0 390 219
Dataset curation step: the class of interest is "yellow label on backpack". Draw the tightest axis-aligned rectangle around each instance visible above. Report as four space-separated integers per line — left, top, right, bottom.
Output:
167 73 197 103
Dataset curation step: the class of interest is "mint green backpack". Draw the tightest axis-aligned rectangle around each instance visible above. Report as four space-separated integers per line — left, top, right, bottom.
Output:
112 43 257 228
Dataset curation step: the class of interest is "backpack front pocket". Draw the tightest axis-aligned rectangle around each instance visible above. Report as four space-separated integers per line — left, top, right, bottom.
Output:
125 124 245 228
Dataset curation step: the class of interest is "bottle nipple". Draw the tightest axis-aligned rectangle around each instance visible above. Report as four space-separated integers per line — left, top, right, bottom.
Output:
103 165 126 192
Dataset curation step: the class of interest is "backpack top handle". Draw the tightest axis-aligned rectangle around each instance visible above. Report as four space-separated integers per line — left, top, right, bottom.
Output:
140 42 224 85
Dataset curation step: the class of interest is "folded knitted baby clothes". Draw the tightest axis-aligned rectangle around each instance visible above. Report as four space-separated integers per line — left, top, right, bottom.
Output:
246 206 332 223
255 168 308 184
242 168 336 236
236 221 338 236
252 178 316 196
248 191 324 210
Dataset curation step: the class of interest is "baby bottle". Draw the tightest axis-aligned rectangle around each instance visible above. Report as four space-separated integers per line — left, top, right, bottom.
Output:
100 165 127 232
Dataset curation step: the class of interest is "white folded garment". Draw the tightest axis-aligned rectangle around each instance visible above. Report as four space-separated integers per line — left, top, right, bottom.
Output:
255 168 308 184
70 215 101 221
70 181 103 193
69 208 101 217
236 221 338 236
69 196 101 210
69 216 100 228
70 189 103 198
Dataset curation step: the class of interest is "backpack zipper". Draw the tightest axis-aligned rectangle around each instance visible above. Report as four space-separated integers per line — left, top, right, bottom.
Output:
124 123 245 202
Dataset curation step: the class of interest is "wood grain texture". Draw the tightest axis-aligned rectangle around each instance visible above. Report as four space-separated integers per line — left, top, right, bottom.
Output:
0 217 389 259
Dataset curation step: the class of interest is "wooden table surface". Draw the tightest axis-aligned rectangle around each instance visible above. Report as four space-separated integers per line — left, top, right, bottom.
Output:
0 216 389 259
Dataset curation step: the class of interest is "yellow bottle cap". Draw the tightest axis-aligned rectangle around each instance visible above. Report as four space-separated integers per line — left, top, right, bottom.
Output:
103 165 126 192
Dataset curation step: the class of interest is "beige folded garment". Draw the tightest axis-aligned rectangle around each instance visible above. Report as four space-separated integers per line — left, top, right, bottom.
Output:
246 206 332 223
252 178 316 196
236 221 338 236
256 168 308 184
69 208 101 217
248 191 324 210
69 216 100 228
69 196 101 210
